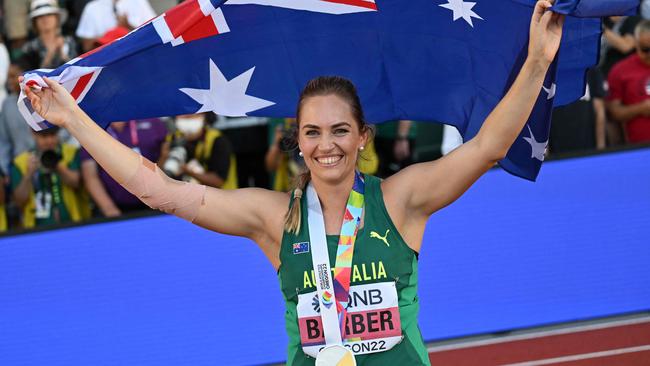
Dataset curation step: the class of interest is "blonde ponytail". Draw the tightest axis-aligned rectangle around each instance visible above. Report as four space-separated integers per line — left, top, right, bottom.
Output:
284 170 311 235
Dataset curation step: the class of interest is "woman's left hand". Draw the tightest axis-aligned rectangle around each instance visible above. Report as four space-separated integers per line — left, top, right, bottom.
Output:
528 1 565 67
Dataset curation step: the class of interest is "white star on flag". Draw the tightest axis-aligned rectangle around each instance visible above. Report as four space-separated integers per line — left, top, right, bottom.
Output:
439 0 483 27
523 125 548 161
543 83 557 100
180 59 275 116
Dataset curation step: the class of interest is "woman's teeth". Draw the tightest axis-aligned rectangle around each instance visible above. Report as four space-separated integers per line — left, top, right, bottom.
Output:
317 156 342 165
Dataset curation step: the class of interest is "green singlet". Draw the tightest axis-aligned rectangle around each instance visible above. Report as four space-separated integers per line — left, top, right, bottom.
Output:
278 175 431 365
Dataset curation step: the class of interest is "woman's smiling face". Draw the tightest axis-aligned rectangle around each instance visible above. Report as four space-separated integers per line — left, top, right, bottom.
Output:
298 94 367 185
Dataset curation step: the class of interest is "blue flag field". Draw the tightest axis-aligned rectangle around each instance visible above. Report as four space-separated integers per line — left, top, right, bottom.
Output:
18 0 638 180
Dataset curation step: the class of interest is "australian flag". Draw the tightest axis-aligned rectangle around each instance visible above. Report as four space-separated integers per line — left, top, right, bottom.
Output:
18 0 638 181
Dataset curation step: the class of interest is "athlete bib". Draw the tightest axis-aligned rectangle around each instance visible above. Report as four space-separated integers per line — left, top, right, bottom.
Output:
297 281 403 357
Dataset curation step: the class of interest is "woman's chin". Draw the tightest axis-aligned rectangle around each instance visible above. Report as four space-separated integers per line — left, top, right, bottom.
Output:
310 163 356 185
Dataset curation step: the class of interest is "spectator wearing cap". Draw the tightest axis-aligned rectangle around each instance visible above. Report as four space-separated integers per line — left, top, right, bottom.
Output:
607 20 650 145
20 0 78 70
11 127 86 229
76 0 156 52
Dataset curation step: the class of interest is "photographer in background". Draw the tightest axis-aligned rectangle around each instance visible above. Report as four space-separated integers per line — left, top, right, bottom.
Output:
10 127 85 229
162 113 237 189
265 118 304 192
81 119 167 217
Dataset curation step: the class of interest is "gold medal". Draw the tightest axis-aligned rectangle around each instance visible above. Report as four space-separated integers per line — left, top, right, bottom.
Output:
315 345 356 366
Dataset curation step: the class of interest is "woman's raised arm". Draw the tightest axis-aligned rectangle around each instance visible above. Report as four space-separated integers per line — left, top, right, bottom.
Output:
22 77 289 264
382 1 565 250
23 77 142 185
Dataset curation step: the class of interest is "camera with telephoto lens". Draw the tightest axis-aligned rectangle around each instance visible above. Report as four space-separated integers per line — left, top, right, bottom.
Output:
40 150 62 172
163 137 188 177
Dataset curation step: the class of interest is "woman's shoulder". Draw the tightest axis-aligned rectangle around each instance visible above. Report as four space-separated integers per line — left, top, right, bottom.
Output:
244 187 293 224
363 173 383 187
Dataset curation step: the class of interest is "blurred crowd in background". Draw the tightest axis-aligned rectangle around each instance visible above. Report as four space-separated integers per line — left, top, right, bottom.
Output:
1 0 650 234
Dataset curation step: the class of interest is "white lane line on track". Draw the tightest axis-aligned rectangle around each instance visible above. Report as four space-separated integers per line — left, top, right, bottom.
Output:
499 344 650 366
427 316 650 353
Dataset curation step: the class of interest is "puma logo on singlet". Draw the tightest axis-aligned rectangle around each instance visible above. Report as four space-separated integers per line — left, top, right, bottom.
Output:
370 229 390 247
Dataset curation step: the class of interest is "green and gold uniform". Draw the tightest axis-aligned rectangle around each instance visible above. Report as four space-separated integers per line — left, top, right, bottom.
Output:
11 144 87 228
278 175 430 365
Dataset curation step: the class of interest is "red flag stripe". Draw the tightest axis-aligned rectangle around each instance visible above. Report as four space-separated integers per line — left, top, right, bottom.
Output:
322 0 377 10
70 73 94 100
165 0 206 38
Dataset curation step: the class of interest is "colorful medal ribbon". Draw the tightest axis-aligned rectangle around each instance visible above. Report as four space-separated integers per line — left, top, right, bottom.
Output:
332 171 365 339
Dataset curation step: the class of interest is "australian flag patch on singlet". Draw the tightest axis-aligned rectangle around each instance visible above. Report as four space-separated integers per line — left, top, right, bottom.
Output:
293 242 310 255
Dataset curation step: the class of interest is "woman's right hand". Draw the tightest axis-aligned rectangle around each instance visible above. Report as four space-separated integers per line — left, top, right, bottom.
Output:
20 76 79 128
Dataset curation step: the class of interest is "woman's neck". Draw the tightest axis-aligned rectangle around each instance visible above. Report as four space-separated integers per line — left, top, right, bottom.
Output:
311 172 356 234
311 173 354 208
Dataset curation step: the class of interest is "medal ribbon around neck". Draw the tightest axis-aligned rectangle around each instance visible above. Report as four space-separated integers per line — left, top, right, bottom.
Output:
332 171 365 339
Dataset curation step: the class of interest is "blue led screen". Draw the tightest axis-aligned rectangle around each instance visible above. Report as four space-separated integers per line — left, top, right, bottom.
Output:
1 148 649 365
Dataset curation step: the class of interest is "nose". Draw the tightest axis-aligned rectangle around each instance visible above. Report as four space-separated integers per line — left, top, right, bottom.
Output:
317 133 335 152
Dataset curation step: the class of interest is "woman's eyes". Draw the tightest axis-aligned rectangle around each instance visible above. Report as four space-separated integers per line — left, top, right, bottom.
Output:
304 129 349 136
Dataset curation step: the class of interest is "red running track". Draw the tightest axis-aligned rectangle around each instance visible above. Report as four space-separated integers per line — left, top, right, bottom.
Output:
427 316 650 366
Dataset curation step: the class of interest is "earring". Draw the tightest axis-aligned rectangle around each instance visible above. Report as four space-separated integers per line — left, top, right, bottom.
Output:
359 146 365 151
299 151 304 157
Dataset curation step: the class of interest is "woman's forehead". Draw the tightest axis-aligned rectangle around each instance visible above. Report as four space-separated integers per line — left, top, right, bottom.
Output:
299 95 354 124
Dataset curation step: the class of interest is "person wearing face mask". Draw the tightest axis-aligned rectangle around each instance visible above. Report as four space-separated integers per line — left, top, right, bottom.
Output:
80 119 168 217
162 113 237 189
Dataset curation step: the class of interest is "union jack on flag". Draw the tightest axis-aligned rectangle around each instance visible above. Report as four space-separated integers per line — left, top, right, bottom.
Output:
18 0 637 181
